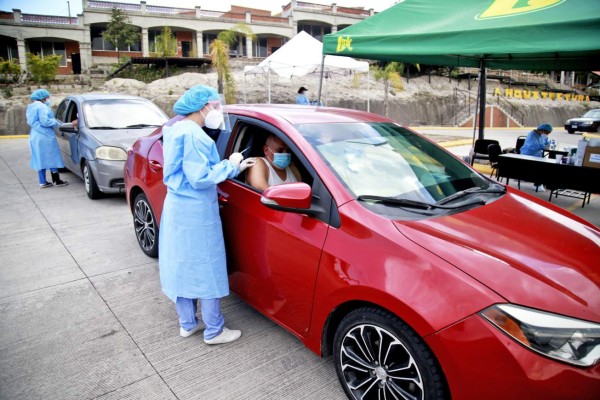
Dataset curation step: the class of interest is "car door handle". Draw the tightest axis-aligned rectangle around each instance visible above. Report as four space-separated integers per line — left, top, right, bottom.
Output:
148 160 162 172
218 193 229 205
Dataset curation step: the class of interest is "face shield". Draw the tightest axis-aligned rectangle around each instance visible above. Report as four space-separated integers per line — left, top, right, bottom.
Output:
206 94 230 132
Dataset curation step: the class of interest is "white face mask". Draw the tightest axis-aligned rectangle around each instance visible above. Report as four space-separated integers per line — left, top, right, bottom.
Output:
203 109 224 130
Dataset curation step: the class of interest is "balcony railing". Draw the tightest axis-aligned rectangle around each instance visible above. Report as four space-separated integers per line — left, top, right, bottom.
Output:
88 1 141 12
22 14 78 25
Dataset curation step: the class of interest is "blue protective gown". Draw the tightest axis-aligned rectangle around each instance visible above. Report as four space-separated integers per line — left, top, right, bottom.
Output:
296 93 310 105
520 130 549 158
158 119 239 302
26 101 64 170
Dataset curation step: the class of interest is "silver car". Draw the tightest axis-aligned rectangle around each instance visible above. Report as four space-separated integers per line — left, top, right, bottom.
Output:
54 93 168 199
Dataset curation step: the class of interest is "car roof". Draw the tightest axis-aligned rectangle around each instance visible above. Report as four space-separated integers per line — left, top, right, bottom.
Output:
66 93 149 101
226 104 394 125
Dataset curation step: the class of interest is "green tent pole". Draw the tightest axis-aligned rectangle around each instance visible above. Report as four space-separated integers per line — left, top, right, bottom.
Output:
478 59 486 140
317 55 325 106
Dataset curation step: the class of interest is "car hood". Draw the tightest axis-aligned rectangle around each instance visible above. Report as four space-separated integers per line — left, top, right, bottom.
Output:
394 190 600 322
87 127 159 150
568 117 599 123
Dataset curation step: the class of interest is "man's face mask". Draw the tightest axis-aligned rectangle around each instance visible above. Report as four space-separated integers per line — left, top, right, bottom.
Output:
268 145 292 169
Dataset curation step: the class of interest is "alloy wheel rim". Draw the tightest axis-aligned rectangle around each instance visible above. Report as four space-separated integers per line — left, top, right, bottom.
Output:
339 324 424 400
83 165 90 192
134 199 155 251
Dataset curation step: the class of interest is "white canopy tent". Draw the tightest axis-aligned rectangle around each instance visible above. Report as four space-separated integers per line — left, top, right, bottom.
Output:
244 31 370 107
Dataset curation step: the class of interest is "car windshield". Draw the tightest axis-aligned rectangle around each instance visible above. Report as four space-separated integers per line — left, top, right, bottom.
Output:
83 99 167 129
582 110 600 118
297 122 497 217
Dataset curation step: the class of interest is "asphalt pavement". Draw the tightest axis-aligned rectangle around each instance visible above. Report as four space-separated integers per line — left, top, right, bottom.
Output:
0 130 598 400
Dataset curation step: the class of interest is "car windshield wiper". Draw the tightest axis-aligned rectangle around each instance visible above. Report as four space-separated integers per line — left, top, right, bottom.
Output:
125 124 163 128
89 126 118 129
437 184 506 205
357 195 484 210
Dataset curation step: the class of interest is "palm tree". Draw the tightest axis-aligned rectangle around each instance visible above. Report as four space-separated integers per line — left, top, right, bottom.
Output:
210 23 256 104
372 62 403 117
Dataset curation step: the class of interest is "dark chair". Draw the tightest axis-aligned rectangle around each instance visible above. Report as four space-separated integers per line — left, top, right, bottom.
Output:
515 136 526 154
488 143 502 179
471 139 500 166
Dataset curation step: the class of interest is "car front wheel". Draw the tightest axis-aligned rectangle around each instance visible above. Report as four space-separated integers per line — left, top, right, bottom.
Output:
334 307 448 400
133 192 159 258
82 160 101 199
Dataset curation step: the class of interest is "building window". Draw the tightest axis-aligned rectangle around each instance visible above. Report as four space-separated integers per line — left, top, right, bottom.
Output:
298 23 331 42
254 38 268 58
91 25 141 51
28 41 67 67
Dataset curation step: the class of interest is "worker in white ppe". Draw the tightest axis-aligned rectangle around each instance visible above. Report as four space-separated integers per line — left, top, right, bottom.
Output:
159 84 255 344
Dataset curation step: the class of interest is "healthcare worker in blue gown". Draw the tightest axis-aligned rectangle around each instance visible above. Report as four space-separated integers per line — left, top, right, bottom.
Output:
26 89 68 188
159 85 255 345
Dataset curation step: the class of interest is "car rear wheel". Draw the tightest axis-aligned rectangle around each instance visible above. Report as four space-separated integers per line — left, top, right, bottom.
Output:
133 192 159 258
567 129 575 134
82 160 101 199
334 307 448 400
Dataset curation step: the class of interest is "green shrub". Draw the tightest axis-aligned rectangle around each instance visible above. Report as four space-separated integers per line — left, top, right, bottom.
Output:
0 58 21 83
26 53 61 84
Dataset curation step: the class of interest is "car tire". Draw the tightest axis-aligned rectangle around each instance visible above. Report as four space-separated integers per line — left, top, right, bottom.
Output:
82 160 101 199
567 130 575 134
133 192 159 258
333 307 448 400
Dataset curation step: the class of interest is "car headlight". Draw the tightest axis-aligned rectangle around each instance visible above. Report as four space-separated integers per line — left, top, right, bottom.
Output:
480 304 600 367
95 146 127 161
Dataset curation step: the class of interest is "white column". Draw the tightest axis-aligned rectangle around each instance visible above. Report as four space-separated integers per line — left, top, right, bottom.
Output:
246 36 253 59
331 25 337 33
80 24 92 73
196 31 203 56
17 39 26 73
142 28 149 56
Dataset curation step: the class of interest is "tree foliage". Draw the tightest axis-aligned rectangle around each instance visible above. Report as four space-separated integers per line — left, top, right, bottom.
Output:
26 53 61 84
210 23 256 104
0 57 21 83
155 26 178 57
102 8 140 61
372 62 403 117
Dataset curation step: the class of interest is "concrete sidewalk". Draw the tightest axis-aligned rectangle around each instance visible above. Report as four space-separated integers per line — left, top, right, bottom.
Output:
0 134 598 400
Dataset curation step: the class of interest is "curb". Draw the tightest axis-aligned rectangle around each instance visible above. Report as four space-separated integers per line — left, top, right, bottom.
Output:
0 135 28 139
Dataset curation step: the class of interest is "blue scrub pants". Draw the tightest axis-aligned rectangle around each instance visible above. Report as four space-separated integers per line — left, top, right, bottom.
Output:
176 297 224 340
38 168 58 184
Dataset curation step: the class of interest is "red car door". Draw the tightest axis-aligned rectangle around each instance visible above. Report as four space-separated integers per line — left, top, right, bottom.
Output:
218 124 332 337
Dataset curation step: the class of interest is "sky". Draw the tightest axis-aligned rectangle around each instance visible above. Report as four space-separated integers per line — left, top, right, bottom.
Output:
0 0 398 16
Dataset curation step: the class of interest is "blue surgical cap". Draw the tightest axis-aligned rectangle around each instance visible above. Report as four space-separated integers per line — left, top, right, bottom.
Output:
173 85 220 116
30 89 50 101
537 123 553 132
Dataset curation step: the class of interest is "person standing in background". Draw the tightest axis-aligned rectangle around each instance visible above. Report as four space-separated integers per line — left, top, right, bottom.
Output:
26 89 68 188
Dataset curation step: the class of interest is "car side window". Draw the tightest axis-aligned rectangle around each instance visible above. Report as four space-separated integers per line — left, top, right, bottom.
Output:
229 122 312 189
65 102 79 125
55 100 68 122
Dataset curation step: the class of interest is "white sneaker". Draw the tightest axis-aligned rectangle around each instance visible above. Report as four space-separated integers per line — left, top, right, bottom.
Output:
180 325 203 338
204 327 241 345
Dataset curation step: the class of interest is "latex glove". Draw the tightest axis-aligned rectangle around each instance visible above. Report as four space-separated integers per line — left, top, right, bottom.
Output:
239 157 257 172
229 152 243 169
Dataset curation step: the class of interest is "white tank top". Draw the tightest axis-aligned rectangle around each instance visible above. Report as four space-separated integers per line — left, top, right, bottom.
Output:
261 157 298 186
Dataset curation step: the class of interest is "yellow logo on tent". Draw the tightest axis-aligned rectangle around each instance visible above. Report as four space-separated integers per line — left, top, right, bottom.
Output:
478 0 563 19
336 36 353 53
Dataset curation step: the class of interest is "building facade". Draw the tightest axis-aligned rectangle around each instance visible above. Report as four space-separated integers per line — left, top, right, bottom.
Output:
0 0 373 75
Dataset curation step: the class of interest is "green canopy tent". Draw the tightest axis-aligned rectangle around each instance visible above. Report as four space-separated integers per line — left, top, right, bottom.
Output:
322 0 600 139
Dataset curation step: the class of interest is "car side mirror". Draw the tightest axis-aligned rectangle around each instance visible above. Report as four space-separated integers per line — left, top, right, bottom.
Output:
59 122 77 133
261 182 313 214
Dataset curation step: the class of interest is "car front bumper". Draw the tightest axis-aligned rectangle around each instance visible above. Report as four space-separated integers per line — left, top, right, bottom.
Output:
565 123 600 132
89 159 126 194
426 313 600 400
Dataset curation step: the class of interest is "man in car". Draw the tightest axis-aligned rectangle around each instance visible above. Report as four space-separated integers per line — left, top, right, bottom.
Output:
246 134 301 190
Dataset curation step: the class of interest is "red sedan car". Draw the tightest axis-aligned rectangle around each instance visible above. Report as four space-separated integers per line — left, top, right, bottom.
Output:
125 105 600 400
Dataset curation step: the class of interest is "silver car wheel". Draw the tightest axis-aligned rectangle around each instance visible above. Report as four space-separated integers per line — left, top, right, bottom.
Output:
339 323 424 400
133 193 158 257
